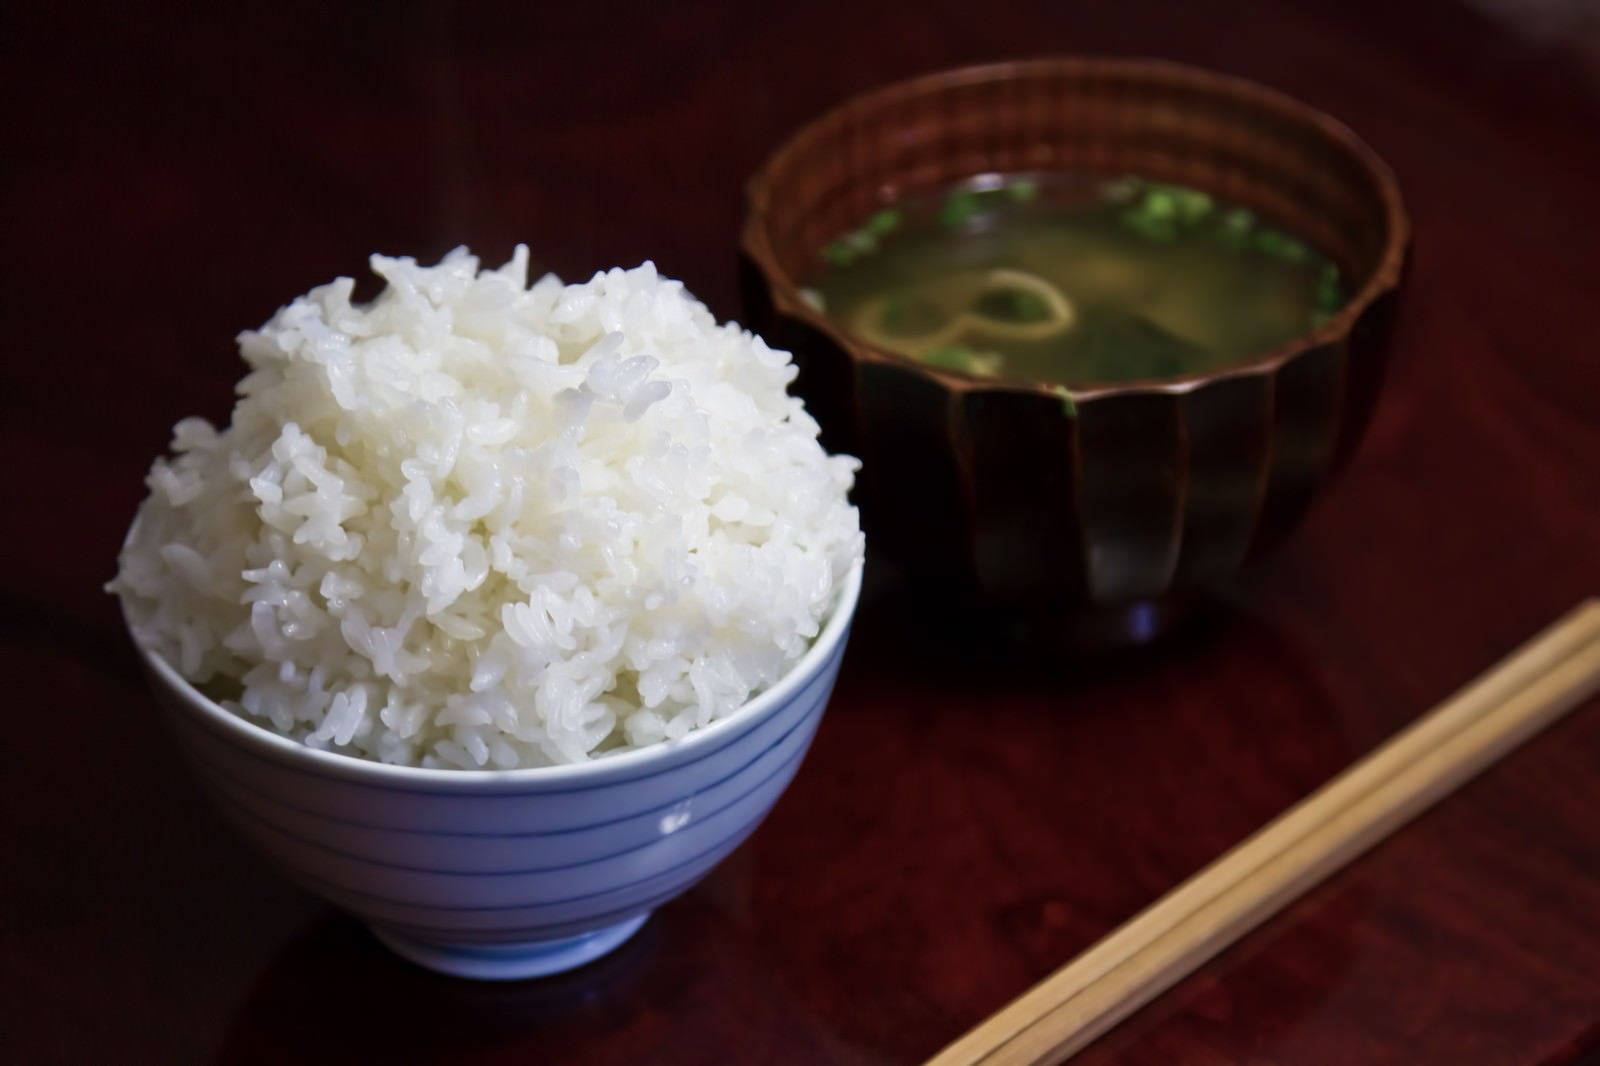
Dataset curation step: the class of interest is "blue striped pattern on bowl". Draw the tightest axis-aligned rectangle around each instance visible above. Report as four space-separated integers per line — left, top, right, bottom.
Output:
131 562 862 978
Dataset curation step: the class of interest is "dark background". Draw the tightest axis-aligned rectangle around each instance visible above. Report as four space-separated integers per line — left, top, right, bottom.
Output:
4 2 1599 1064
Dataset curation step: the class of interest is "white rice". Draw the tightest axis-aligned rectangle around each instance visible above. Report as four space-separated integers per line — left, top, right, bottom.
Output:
110 247 863 769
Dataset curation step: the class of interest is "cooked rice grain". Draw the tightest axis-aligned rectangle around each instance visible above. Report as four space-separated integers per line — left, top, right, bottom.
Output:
111 248 862 768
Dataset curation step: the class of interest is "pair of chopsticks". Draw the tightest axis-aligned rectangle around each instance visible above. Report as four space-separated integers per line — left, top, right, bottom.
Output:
929 598 1600 1066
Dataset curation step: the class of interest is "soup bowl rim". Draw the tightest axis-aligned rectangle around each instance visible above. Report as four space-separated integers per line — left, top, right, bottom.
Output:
741 55 1412 405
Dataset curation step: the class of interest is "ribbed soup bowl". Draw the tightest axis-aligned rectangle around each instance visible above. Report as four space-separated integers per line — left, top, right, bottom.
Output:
742 59 1409 645
128 561 862 980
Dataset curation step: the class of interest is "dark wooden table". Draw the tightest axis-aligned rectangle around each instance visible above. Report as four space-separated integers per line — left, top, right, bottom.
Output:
6 1 1599 1063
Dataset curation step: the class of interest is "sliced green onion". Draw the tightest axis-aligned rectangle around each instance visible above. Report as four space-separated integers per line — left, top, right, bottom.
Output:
1052 384 1078 418
922 344 980 371
1276 237 1310 262
822 240 858 266
845 229 878 254
866 208 901 235
1222 208 1254 233
1174 188 1214 221
939 188 984 230
1122 211 1178 242
1315 262 1343 311
1252 229 1292 256
1142 189 1178 220
1007 179 1039 203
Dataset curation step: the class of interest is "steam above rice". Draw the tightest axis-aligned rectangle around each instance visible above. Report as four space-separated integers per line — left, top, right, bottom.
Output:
111 248 863 769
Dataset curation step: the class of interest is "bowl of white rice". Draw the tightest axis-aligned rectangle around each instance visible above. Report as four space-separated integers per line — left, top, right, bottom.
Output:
110 248 864 979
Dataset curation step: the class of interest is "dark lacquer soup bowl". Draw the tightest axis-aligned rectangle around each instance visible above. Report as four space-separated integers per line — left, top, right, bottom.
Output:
741 58 1409 645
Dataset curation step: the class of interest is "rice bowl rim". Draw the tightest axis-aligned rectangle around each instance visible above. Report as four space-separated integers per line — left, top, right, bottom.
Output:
121 509 864 790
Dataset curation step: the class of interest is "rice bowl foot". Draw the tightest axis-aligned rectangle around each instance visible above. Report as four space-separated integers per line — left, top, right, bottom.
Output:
369 913 651 980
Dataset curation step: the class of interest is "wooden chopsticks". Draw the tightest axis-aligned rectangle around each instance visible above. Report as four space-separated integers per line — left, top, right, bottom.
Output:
928 599 1600 1066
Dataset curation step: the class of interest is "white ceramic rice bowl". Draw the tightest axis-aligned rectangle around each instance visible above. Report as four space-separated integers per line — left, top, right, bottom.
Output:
129 561 862 980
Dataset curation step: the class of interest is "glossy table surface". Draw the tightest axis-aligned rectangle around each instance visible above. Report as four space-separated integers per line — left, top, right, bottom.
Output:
5 1 1600 1063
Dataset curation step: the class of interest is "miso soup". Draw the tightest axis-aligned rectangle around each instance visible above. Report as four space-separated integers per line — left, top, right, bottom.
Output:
805 174 1346 386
